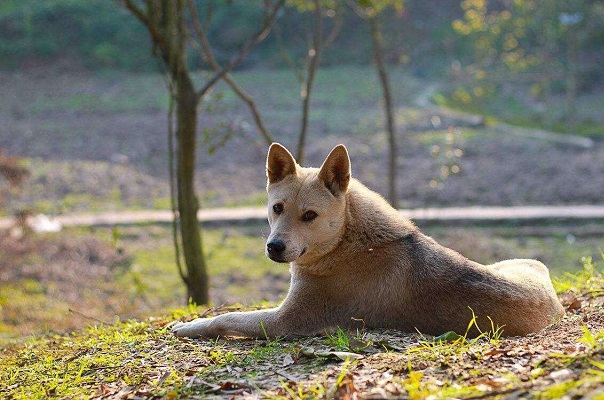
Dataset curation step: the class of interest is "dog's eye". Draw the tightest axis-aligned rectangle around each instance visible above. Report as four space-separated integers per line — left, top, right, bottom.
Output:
273 203 284 214
301 210 318 222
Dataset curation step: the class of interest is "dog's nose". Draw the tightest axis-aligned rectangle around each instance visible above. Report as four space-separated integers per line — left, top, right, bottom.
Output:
266 240 286 255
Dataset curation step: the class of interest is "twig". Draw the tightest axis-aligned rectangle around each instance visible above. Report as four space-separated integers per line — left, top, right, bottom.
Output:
120 0 165 50
68 308 110 325
323 8 344 49
274 20 304 83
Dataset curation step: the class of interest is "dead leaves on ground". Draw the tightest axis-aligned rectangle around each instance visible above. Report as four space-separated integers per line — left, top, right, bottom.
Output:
3 289 604 399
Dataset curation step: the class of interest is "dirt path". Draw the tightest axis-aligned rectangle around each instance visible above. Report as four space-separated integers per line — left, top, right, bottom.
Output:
3 204 604 230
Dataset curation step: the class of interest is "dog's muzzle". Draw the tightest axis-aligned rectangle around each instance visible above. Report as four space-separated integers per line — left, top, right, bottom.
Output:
266 239 287 262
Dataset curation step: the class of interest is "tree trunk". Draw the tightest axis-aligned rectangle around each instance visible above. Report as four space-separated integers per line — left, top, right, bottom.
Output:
175 71 209 305
122 0 283 306
370 16 398 209
296 0 322 164
566 27 577 135
161 0 209 305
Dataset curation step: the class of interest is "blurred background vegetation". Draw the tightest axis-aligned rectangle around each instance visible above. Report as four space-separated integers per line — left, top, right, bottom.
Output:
2 1 602 79
2 0 603 134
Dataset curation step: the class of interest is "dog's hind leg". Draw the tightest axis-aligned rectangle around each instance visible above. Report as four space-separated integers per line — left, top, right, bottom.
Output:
490 259 551 280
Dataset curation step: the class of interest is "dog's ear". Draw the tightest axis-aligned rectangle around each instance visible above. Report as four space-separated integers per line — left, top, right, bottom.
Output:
267 143 297 184
318 144 350 196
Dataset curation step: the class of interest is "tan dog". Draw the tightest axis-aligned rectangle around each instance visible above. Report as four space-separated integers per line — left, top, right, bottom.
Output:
173 143 564 338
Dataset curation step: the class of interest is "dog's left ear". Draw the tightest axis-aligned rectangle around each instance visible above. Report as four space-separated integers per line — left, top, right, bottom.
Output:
318 144 350 196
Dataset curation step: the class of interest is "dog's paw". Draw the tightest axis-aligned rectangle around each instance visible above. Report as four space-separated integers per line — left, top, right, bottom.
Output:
171 318 213 338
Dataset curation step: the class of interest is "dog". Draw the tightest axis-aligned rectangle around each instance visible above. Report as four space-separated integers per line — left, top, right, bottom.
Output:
172 143 564 338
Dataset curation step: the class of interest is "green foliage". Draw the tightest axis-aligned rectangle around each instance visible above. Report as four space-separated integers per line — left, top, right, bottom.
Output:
451 0 604 94
324 327 372 352
452 0 597 71
553 253 604 295
1 0 603 82
352 0 404 17
0 0 154 70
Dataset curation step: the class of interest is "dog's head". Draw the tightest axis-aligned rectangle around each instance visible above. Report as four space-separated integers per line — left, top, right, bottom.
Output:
265 143 350 264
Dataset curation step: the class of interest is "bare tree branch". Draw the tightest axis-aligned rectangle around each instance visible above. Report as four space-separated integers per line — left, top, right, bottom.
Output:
201 0 214 33
323 10 344 49
165 71 188 284
122 0 149 24
345 0 368 18
194 0 286 102
120 0 166 51
274 20 305 83
187 0 276 144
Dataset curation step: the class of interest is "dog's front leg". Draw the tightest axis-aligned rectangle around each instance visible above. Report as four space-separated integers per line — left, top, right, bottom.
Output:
172 307 303 338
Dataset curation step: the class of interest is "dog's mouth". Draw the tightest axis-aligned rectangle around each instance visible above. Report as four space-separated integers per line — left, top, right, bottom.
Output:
268 253 288 263
267 247 307 263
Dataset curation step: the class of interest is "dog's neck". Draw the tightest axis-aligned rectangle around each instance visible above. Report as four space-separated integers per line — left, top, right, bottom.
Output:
291 179 416 276
343 179 416 246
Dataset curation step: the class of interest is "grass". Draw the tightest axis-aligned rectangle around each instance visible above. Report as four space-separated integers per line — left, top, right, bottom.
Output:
126 225 287 307
553 253 604 295
25 73 170 115
434 85 604 138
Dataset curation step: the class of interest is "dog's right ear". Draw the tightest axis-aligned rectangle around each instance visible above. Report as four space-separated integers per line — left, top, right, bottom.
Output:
267 143 297 184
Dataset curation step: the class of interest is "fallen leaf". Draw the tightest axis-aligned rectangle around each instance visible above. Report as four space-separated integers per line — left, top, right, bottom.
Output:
282 353 295 367
315 351 364 361
333 373 357 400
484 347 511 358
301 347 316 358
474 377 508 388
568 299 582 310
300 347 364 361
549 369 572 382
220 381 253 393
156 370 171 386
432 331 462 343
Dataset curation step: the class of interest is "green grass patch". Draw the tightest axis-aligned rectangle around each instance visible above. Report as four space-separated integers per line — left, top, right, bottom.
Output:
27 73 169 115
553 253 604 295
434 86 604 138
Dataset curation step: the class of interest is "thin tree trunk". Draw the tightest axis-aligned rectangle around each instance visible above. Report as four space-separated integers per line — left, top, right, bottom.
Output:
370 16 398 209
122 0 282 305
175 71 209 304
162 0 208 305
566 27 577 135
296 0 322 164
